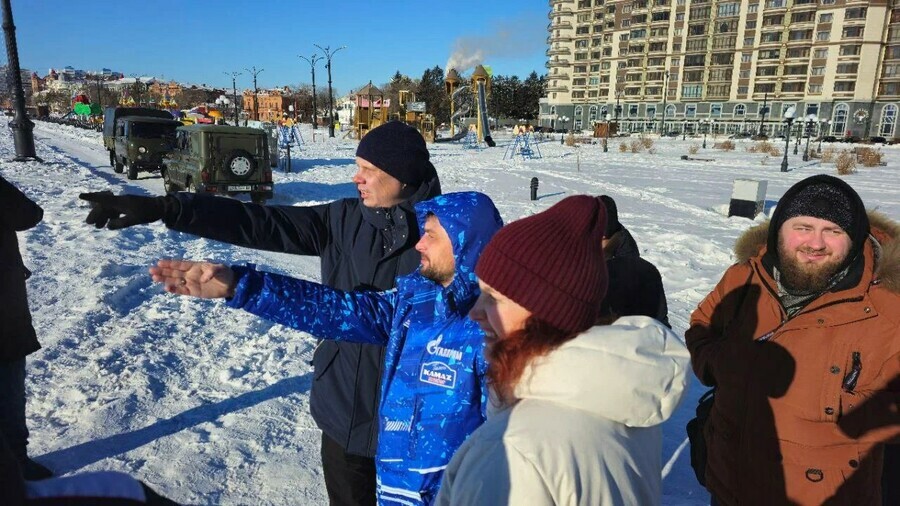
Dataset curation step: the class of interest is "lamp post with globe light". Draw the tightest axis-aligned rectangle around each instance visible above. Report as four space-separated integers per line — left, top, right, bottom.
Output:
781 105 796 172
802 114 816 161
604 113 611 152
818 118 831 154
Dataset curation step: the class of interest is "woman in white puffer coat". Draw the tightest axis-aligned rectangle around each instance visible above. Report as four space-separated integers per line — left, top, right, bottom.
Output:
435 195 690 506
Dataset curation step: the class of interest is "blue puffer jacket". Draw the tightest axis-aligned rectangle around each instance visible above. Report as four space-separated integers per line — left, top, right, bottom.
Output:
226 192 503 505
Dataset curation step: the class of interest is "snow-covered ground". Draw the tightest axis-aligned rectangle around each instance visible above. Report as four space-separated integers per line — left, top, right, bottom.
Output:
2 121 897 505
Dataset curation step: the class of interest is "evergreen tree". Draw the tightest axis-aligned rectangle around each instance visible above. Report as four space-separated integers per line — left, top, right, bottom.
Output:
417 65 449 124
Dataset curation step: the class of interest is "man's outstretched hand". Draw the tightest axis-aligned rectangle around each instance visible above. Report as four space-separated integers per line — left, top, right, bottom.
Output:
79 191 168 230
150 259 236 299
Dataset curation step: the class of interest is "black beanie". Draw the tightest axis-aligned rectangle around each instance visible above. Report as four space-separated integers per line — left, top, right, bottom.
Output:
356 121 434 185
766 174 870 270
599 195 622 238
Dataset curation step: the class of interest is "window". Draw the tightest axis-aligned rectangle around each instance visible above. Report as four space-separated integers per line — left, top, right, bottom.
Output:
741 53 752 63
840 45 861 56
738 85 749 94
733 104 746 117
666 104 676 117
711 53 734 65
717 21 739 34
884 63 900 78
573 78 587 86
628 104 639 117
589 77 600 85
832 103 848 134
748 3 758 13
784 65 807 75
710 68 732 81
816 31 830 41
685 54 706 66
690 6 711 20
879 104 897 136
759 49 780 60
717 2 740 17
651 11 670 22
814 48 828 59
672 57 680 66
842 27 863 39
819 13 832 23
574 106 583 120
786 47 810 58
744 37 755 46
811 66 825 75
685 104 697 116
746 20 757 29
792 12 814 23
887 46 900 60
844 7 867 20
836 63 859 74
879 82 900 95
682 85 703 98
781 82 804 92
708 84 731 96
755 83 776 93
834 81 856 92
589 106 598 122
763 15 783 26
684 70 705 82
646 106 656 119
788 30 812 41
761 31 782 43
689 24 707 36
739 69 751 78
687 39 707 51
756 66 778 76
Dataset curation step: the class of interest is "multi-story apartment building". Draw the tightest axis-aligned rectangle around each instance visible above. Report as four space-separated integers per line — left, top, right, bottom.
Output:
540 0 900 139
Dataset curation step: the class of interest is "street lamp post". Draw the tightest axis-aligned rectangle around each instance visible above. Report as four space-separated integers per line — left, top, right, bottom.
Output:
603 113 611 152
215 96 230 124
802 114 816 162
298 54 322 129
224 71 241 125
314 44 347 138
793 119 802 154
659 72 669 135
781 105 796 173
702 119 710 148
1 0 37 160
758 91 769 137
682 120 687 141
245 66 264 121
817 119 831 154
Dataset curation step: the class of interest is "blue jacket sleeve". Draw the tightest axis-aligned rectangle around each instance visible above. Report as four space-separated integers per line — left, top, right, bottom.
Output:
165 193 332 256
225 265 396 345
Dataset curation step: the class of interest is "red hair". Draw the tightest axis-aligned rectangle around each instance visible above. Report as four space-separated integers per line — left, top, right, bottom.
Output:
486 316 578 406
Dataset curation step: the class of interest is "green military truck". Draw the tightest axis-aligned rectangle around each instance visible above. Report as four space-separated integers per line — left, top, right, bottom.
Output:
113 116 183 180
163 124 274 204
102 107 173 167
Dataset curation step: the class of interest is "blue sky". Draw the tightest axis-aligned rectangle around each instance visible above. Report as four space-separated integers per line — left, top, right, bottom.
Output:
14 0 548 94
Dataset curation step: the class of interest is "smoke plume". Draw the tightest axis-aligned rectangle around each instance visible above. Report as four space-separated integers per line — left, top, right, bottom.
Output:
445 12 546 74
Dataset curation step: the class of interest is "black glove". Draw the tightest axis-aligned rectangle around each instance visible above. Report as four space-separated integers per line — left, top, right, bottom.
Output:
79 191 177 230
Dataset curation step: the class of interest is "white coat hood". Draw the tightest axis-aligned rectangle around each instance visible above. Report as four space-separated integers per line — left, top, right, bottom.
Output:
511 315 691 427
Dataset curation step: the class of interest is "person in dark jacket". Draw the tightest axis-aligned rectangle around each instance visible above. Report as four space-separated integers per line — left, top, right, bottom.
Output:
0 175 52 481
80 121 440 506
148 192 503 505
597 195 670 327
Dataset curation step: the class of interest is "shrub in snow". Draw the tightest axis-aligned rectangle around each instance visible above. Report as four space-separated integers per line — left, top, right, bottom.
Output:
836 150 857 175
821 147 837 163
716 140 736 151
619 142 629 152
688 145 700 155
856 147 884 167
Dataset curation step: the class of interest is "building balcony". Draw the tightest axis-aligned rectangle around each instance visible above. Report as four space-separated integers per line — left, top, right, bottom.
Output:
546 85 570 93
550 21 573 30
547 58 571 68
547 47 572 56
554 73 571 80
548 8 573 19
549 33 574 43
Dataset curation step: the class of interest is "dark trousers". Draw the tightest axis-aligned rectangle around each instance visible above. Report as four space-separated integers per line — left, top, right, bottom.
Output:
321 432 376 506
0 358 28 460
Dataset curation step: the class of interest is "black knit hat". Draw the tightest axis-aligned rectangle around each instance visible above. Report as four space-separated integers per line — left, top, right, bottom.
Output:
766 174 869 269
356 121 435 185
599 195 622 238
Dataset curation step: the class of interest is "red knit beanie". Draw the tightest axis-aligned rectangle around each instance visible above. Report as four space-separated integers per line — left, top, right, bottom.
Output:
475 195 608 333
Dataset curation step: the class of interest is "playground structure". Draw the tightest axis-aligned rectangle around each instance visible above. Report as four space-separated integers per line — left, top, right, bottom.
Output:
276 123 304 172
397 90 435 142
354 81 391 139
504 125 543 160
437 66 494 147
66 93 102 126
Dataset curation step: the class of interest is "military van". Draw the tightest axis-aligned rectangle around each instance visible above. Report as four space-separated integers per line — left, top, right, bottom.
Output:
163 125 274 204
112 117 183 180
103 107 173 166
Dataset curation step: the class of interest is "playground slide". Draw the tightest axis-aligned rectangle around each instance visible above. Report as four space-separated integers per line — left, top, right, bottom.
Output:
434 129 468 143
435 101 470 143
476 81 496 147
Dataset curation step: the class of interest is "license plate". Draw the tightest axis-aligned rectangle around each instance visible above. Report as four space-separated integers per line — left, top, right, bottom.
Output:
229 185 252 191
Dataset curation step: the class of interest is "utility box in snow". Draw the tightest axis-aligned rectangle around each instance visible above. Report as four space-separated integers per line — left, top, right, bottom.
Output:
728 179 767 219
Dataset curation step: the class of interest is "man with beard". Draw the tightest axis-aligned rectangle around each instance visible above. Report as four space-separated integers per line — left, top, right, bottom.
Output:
686 174 899 505
148 192 503 506
81 121 441 506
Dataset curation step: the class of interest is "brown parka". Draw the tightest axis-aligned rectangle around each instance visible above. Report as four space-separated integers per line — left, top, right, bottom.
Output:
686 211 900 505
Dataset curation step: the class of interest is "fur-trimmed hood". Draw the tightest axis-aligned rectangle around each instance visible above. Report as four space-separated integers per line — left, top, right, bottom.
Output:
733 210 900 294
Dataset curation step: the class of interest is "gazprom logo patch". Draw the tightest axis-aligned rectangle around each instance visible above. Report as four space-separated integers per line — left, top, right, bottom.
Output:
425 335 463 361
420 361 457 389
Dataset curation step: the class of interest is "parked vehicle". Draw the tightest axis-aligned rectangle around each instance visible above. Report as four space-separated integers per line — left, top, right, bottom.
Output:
163 125 273 204
103 107 173 167
728 132 753 139
113 117 183 180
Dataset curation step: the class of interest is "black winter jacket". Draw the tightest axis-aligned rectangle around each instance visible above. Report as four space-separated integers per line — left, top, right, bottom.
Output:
0 176 43 362
165 175 441 457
